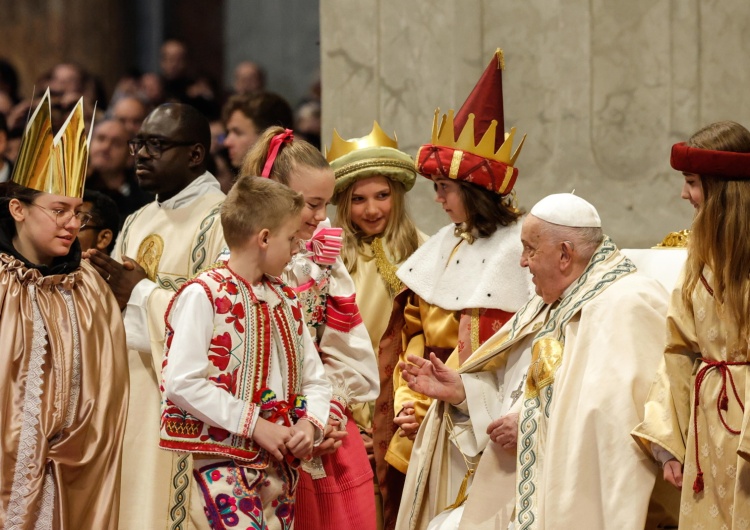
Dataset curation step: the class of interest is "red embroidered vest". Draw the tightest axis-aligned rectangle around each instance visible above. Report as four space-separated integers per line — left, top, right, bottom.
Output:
159 264 306 467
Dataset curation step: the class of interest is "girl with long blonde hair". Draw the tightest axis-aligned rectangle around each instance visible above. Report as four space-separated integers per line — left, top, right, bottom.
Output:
633 121 750 528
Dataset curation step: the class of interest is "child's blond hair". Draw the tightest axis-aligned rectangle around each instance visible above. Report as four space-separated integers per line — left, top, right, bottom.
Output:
221 176 304 248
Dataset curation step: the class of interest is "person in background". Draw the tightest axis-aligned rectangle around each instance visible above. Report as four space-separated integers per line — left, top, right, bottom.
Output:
222 91 293 169
111 95 150 138
0 113 12 183
232 60 266 95
76 189 120 254
85 118 151 221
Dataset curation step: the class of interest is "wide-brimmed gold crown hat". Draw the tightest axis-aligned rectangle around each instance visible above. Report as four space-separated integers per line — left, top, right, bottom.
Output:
326 121 417 204
11 88 93 198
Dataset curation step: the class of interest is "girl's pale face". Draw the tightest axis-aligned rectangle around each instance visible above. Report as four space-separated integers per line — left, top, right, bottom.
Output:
433 177 468 224
14 193 84 265
681 172 704 209
349 175 393 237
288 164 335 240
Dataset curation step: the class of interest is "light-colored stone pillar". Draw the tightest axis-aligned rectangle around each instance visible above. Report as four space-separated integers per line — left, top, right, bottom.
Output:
321 0 750 247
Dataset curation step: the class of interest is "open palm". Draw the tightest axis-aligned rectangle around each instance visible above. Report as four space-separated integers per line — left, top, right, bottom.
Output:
400 353 465 404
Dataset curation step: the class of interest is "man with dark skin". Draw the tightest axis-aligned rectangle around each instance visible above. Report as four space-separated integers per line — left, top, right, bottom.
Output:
86 103 227 530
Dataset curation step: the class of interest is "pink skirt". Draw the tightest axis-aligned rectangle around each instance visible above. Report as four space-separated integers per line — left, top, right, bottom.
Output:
294 412 376 530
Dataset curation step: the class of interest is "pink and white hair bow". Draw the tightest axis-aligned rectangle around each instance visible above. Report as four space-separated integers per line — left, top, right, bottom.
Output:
305 227 343 265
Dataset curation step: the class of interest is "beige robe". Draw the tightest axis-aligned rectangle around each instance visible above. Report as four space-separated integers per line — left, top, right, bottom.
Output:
399 242 679 530
633 268 750 529
115 174 226 530
0 255 128 529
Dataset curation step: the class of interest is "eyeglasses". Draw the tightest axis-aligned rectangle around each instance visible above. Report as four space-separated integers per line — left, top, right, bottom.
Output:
128 137 196 159
30 203 93 228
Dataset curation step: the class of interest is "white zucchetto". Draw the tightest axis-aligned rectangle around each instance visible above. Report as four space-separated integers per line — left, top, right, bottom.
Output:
529 193 601 228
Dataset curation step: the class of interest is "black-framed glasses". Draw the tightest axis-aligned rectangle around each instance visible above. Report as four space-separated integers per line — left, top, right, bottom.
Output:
30 203 93 228
128 137 196 159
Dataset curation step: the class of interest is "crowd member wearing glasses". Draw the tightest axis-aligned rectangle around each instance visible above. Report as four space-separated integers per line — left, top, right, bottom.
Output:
0 92 128 528
76 189 120 254
85 119 151 223
85 102 227 530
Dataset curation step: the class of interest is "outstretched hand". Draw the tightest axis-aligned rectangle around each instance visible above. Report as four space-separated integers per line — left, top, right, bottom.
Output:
84 250 148 310
399 353 465 405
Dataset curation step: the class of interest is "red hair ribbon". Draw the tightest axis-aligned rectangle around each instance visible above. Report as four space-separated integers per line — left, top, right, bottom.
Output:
261 129 294 178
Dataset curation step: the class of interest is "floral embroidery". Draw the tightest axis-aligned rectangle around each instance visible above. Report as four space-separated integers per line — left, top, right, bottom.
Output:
224 302 246 333
209 333 232 370
215 296 232 314
207 270 239 294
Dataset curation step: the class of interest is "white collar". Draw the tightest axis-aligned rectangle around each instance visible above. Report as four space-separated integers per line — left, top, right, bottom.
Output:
156 171 221 209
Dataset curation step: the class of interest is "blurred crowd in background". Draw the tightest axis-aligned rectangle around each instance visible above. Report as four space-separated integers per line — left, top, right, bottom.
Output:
0 38 322 226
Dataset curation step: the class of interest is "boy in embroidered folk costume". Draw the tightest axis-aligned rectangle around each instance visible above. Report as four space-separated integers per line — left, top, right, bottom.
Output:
371 49 533 529
397 194 679 530
160 176 331 530
633 121 750 529
240 128 379 530
0 89 128 528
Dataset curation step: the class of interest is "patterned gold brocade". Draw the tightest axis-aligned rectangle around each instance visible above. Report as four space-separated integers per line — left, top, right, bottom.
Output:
371 238 402 297
633 268 750 528
0 255 128 529
525 337 563 398
655 229 690 248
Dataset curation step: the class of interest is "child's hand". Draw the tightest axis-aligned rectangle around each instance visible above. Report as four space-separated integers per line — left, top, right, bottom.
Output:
252 417 292 461
312 418 348 457
394 401 419 440
286 419 316 459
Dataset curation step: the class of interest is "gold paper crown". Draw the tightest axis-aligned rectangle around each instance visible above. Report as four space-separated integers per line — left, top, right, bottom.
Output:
325 121 399 162
11 88 93 198
431 109 526 167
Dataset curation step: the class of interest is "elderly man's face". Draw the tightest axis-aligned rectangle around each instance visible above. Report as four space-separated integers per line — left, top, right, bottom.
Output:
520 215 569 304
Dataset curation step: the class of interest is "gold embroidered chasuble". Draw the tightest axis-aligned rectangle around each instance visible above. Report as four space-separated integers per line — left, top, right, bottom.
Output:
397 239 679 530
633 268 750 529
0 256 128 529
114 180 226 530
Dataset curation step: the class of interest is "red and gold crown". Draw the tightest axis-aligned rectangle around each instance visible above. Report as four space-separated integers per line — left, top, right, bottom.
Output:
416 49 526 196
11 88 93 198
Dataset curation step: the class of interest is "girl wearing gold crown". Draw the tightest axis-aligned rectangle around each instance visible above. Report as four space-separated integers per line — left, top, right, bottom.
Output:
238 126 379 530
370 51 534 530
327 122 424 528
633 121 750 529
0 91 128 528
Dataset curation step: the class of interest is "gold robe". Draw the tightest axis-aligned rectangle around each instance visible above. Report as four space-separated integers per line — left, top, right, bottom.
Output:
0 254 128 529
114 174 226 530
633 268 750 528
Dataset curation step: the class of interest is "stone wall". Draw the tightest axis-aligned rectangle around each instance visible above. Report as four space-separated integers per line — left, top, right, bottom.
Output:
320 0 750 247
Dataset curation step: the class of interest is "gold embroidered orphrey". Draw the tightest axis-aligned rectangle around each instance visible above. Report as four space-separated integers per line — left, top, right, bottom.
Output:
137 234 165 282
